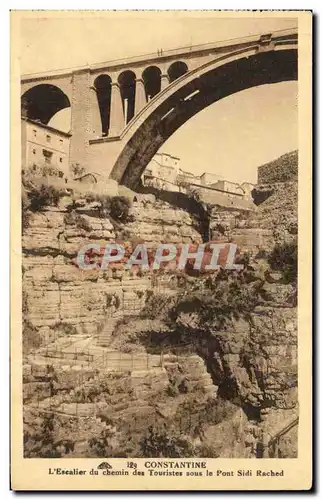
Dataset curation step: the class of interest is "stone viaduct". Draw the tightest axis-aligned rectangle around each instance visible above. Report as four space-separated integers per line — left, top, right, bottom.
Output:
21 28 298 189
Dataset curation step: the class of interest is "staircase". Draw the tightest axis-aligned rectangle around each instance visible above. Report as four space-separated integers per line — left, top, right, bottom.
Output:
97 317 118 347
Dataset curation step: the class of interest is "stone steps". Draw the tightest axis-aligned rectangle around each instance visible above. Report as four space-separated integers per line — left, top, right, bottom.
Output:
97 319 118 347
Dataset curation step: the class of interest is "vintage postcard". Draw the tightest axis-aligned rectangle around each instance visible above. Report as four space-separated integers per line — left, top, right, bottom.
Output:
11 10 312 491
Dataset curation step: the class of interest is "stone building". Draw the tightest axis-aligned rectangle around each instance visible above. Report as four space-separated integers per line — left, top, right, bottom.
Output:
211 180 245 197
199 172 223 186
142 152 180 188
21 117 71 175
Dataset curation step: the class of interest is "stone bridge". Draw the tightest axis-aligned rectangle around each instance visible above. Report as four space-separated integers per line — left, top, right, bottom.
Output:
21 28 297 189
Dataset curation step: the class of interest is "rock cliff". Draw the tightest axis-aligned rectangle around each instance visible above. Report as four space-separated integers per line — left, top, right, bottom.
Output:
22 152 298 458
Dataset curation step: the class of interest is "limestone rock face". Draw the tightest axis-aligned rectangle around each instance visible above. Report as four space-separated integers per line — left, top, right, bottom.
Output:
22 200 203 333
249 182 297 245
257 150 298 184
22 175 298 458
124 201 202 246
249 151 298 246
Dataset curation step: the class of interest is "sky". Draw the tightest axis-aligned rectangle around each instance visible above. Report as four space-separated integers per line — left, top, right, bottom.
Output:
20 13 298 184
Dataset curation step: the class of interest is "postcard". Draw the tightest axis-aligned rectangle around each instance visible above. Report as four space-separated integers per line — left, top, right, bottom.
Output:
11 10 312 491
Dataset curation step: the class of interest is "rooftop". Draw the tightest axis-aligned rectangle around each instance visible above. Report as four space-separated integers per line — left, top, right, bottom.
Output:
22 117 72 138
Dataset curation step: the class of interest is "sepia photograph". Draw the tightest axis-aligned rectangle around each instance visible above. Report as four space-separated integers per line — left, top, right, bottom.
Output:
11 10 312 491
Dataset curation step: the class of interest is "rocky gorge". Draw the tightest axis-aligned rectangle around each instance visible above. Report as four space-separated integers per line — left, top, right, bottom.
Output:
22 151 298 459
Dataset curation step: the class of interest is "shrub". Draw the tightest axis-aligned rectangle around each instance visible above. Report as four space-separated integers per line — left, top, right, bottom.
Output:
169 271 263 332
140 292 174 320
23 163 63 179
28 184 62 211
267 241 297 283
88 428 115 457
139 424 194 458
110 196 131 221
22 290 29 315
194 443 220 458
21 186 31 231
84 194 131 221
53 322 78 336
64 211 91 231
213 223 226 235
23 321 42 355
24 413 74 458
71 163 86 178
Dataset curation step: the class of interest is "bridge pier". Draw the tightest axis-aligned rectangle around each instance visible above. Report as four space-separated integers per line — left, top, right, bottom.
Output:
135 78 147 114
90 87 102 138
70 70 91 171
109 82 124 137
160 73 169 91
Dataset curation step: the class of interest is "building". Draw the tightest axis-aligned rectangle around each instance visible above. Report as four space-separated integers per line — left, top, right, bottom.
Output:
144 152 180 182
21 120 255 202
141 152 255 201
177 168 201 186
21 118 71 175
142 152 181 190
200 172 223 186
210 180 245 197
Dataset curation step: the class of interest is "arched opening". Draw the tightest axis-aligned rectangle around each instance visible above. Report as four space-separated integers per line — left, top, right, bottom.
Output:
142 66 162 101
118 71 136 125
94 74 112 136
110 49 297 189
168 61 188 83
21 84 70 125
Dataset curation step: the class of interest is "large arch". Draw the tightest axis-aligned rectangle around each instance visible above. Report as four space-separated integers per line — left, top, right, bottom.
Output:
21 84 71 125
110 47 297 189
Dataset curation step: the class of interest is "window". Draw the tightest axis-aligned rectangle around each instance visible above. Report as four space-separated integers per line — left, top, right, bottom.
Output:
42 149 53 164
59 139 63 145
59 157 63 163
33 129 37 137
46 134 51 143
32 149 36 155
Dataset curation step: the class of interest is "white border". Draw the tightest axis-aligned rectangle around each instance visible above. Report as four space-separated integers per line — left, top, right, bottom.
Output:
3 3 319 499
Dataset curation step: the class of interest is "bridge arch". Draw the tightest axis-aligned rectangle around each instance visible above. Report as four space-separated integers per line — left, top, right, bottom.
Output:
118 70 136 124
110 46 297 189
142 66 162 100
168 61 189 82
21 84 71 125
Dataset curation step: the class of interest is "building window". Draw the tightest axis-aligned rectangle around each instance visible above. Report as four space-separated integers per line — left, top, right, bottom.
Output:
33 129 37 137
59 139 63 145
32 149 36 155
46 134 51 143
59 157 63 163
42 149 53 164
